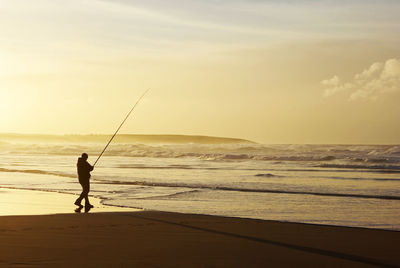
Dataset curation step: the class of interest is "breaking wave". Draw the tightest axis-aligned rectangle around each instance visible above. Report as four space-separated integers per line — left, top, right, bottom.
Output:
94 179 400 201
0 167 75 178
1 143 399 164
317 164 400 173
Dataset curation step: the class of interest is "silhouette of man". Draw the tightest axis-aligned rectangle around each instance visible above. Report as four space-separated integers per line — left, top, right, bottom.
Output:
74 153 94 209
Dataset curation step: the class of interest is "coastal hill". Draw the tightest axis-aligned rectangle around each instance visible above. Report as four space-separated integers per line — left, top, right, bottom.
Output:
0 133 256 144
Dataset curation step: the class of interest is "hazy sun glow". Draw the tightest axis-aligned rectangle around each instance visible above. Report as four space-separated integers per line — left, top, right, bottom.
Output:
1 0 399 143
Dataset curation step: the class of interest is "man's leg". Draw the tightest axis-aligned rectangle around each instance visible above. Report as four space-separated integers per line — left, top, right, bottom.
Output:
75 179 87 206
84 181 91 206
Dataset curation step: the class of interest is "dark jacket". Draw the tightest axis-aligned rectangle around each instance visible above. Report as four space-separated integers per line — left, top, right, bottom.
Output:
77 157 94 180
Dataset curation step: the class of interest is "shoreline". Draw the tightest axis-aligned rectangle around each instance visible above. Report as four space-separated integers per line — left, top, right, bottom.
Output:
2 187 399 232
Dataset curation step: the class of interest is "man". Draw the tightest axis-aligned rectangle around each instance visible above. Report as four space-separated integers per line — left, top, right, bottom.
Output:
74 153 94 210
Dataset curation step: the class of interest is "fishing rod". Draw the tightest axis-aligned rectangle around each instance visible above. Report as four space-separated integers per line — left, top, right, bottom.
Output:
93 89 149 167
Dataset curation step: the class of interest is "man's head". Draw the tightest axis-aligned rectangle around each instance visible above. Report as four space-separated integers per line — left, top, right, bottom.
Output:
81 153 88 160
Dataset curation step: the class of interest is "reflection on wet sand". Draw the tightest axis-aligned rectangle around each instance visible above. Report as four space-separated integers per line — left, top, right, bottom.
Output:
0 188 137 216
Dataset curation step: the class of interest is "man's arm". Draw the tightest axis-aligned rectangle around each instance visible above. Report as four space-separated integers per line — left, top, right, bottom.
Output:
87 162 94 172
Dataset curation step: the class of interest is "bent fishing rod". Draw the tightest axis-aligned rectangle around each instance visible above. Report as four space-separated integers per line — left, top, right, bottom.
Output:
93 89 149 167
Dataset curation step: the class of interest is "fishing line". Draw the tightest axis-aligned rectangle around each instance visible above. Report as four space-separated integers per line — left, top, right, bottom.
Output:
93 89 149 167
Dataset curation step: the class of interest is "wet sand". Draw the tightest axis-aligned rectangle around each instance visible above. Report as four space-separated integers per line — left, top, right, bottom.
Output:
0 188 136 216
1 189 400 267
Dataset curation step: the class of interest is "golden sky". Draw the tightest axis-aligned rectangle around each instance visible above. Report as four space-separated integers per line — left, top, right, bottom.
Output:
1 0 399 144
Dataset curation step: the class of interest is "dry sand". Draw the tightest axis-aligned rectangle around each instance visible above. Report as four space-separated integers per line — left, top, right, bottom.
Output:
1 189 400 267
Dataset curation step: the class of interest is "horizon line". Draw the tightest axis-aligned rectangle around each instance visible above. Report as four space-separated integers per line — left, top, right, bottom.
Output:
0 132 399 145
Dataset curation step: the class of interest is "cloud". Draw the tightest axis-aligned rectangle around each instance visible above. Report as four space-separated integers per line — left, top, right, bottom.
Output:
321 75 340 87
321 75 353 97
322 58 400 100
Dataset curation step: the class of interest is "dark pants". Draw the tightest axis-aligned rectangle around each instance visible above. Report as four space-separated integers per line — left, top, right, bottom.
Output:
76 178 90 205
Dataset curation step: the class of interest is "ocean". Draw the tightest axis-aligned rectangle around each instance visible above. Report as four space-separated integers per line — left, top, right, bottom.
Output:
1 140 400 230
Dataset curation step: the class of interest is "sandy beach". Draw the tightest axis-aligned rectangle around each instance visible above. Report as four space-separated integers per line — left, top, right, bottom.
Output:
2 0 400 266
1 189 399 267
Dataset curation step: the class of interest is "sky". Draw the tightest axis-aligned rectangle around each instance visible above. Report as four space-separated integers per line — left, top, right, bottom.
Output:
0 0 399 144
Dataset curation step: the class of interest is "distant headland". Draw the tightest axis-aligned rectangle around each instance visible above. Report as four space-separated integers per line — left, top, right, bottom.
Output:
0 133 256 144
